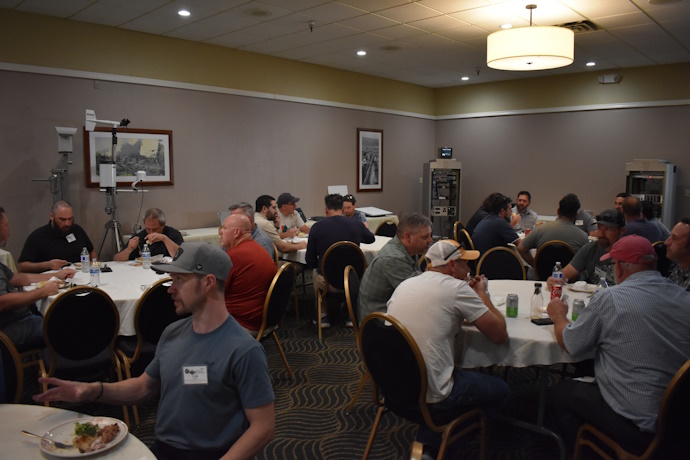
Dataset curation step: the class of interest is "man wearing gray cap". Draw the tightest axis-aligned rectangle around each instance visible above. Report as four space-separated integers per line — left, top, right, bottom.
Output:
35 242 275 459
276 192 310 238
548 209 625 287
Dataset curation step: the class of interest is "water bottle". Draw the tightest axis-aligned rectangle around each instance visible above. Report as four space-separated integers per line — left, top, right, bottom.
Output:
531 282 544 319
142 244 151 269
80 247 90 273
595 276 608 293
551 261 563 300
90 258 100 286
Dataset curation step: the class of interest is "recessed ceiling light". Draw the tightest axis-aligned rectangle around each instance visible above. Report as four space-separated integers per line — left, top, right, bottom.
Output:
178 10 190 17
357 50 366 56
586 61 596 67
500 23 512 29
245 8 271 17
380 45 401 52
461 76 469 81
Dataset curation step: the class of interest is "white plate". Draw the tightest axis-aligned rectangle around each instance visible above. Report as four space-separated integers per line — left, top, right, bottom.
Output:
566 284 597 294
40 417 128 457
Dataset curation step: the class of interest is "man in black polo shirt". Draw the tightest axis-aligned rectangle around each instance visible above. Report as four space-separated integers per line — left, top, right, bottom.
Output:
17 200 96 273
114 208 184 261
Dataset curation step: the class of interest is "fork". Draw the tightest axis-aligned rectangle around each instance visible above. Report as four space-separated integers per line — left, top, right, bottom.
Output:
21 430 74 449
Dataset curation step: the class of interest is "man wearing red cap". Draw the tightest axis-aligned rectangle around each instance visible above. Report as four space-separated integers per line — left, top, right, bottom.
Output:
546 235 690 455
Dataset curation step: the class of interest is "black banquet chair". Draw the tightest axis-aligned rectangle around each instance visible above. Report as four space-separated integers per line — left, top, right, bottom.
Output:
476 246 526 280
0 330 23 403
375 222 398 237
534 240 575 281
42 286 130 426
652 241 672 278
360 312 486 460
255 262 296 379
574 359 690 460
316 241 366 340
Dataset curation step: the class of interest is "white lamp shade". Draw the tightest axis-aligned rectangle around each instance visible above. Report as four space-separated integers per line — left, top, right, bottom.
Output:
487 26 574 71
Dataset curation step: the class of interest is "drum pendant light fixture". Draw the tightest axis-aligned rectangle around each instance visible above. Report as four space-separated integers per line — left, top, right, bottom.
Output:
487 4 574 71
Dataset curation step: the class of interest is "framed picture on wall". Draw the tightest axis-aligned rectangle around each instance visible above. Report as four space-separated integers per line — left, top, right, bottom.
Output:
84 127 174 187
357 128 383 192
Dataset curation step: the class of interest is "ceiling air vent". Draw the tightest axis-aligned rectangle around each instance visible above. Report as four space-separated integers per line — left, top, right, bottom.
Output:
558 20 599 33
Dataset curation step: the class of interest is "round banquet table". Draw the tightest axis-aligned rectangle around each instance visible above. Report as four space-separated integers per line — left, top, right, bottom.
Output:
33 261 169 336
0 404 155 459
458 279 595 369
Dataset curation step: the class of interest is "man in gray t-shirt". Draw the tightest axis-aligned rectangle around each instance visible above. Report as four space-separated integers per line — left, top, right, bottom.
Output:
34 243 275 458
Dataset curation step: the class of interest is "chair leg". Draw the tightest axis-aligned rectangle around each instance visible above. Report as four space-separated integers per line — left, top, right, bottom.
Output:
272 332 294 379
410 441 424 460
291 286 300 322
362 405 385 460
347 371 369 415
317 293 323 340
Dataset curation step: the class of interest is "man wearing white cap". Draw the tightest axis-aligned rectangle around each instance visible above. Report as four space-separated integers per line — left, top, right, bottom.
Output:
35 242 275 459
386 239 508 457
547 235 690 455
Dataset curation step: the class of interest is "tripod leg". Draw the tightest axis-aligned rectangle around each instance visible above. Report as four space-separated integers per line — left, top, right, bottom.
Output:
98 224 112 259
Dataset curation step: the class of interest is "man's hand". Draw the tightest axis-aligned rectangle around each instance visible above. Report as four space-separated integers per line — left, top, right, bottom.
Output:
55 268 76 280
127 236 140 251
468 275 487 294
295 241 307 250
284 228 298 238
33 377 96 403
39 280 60 296
144 232 167 244
546 275 565 287
547 297 568 321
510 213 521 228
47 259 68 270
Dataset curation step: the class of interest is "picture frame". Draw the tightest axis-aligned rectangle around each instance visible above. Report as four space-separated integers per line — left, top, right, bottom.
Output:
84 127 174 187
357 128 383 192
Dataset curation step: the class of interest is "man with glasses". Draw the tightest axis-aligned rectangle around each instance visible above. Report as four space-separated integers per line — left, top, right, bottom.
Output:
387 239 508 458
547 209 625 287
547 235 690 455
276 192 310 238
342 194 369 229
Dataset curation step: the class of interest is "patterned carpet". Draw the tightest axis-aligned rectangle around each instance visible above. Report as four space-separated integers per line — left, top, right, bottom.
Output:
23 286 572 459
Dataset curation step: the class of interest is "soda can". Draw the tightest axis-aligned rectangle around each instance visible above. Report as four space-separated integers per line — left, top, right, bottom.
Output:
572 299 585 321
506 294 519 318
550 284 562 301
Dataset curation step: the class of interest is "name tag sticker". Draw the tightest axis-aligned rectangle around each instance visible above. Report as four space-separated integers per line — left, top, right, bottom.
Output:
66 233 76 243
183 366 208 385
575 220 584 226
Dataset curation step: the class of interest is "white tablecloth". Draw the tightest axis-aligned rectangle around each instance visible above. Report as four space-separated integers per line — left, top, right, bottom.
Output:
459 279 594 368
35 261 169 336
0 404 156 459
280 235 392 266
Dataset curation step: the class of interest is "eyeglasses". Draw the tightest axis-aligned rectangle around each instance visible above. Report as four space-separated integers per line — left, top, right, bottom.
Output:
443 242 465 260
343 194 355 202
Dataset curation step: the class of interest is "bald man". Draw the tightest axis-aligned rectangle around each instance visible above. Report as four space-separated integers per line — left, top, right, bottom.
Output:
220 214 277 335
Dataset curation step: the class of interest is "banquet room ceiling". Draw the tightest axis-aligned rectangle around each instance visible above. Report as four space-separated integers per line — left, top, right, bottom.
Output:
4 0 690 88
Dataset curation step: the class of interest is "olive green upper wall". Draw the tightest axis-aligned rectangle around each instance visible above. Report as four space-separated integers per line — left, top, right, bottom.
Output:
0 9 434 115
434 63 690 117
2 9 689 118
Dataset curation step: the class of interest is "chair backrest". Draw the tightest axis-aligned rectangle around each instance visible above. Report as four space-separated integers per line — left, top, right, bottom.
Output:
534 240 576 281
476 247 526 280
456 229 475 250
453 221 465 242
360 313 427 422
43 287 120 362
256 263 296 338
652 242 672 278
271 242 280 266
375 222 398 237
135 278 190 348
650 359 690 456
0 331 22 403
344 265 361 337
321 241 366 290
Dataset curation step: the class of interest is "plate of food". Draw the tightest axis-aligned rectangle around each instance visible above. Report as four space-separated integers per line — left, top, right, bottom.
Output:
35 280 69 290
39 418 128 457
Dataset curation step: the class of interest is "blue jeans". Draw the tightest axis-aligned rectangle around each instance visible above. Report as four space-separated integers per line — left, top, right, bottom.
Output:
1 313 44 352
417 369 509 448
